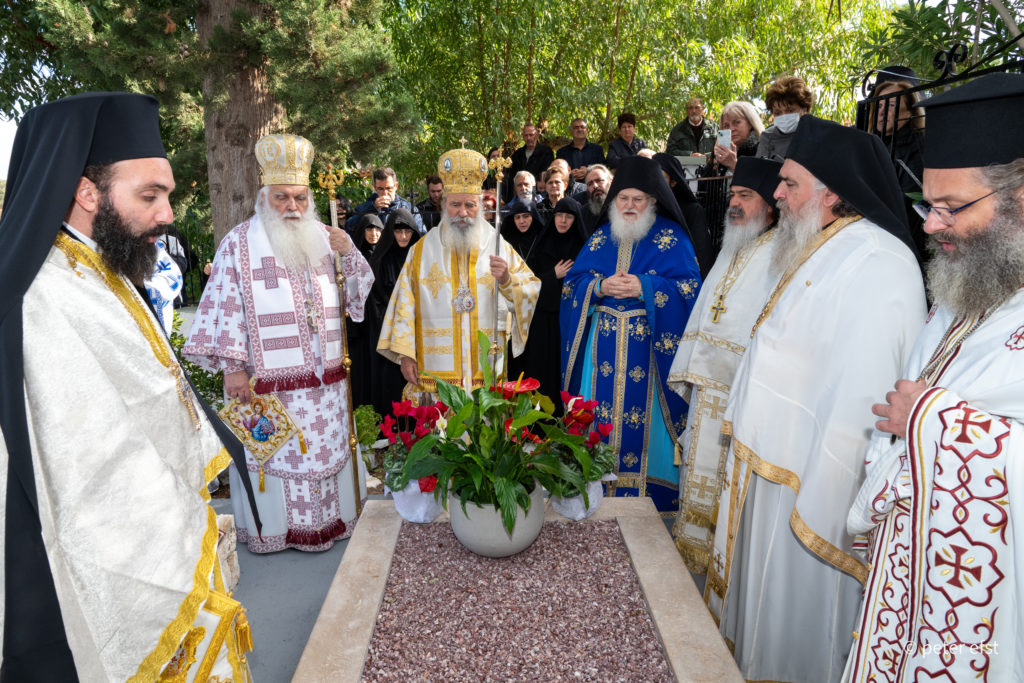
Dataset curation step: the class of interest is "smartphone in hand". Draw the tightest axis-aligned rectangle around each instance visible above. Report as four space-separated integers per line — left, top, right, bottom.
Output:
717 129 732 148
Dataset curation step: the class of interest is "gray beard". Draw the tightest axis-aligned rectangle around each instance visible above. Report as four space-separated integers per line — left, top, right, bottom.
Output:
719 208 770 261
588 192 605 214
771 193 825 276
609 202 657 244
441 211 488 255
927 195 1024 318
255 193 329 271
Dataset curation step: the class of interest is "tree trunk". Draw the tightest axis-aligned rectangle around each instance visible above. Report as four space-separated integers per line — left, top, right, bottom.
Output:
198 0 282 245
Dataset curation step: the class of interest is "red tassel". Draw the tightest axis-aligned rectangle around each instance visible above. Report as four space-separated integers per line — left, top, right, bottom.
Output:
285 517 347 547
322 365 347 385
253 372 320 394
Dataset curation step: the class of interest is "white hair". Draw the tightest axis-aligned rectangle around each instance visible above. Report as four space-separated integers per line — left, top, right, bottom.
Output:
440 209 490 255
771 186 826 276
608 199 657 244
255 186 329 271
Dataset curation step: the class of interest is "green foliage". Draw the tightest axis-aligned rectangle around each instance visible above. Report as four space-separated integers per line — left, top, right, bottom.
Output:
858 0 1024 83
382 0 894 179
353 404 381 447
0 0 417 215
169 311 225 410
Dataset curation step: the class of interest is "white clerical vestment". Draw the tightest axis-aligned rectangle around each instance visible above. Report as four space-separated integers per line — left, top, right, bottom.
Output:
184 215 374 553
712 217 926 683
666 228 777 576
844 289 1024 682
0 232 251 681
377 222 539 394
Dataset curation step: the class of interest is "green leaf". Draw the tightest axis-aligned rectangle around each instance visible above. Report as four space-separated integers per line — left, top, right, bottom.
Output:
445 401 474 439
428 372 469 412
477 329 494 388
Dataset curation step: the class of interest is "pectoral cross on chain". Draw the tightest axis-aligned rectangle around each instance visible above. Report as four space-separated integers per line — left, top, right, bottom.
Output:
304 299 319 333
710 295 727 323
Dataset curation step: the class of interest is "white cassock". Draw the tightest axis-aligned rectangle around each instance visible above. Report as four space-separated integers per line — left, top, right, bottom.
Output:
712 216 926 682
377 222 539 396
0 230 252 681
666 228 778 577
184 215 374 553
844 289 1024 682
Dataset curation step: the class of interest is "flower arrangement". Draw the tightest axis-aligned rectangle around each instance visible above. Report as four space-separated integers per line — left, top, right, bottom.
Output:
384 331 614 534
381 400 445 496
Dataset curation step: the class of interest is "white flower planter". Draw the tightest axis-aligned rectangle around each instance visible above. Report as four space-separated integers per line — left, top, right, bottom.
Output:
448 485 546 558
390 484 443 523
550 479 604 521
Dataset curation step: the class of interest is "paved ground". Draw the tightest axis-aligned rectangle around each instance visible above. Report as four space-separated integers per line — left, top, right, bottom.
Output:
212 496 390 682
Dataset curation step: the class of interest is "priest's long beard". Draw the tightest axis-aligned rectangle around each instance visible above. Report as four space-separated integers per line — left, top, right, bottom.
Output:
588 190 605 215
719 206 770 260
441 211 488 255
927 195 1024 318
93 194 163 284
771 191 826 276
609 202 657 244
256 192 329 271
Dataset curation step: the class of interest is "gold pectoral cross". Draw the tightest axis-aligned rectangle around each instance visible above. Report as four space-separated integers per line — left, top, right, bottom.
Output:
305 299 318 332
710 295 727 323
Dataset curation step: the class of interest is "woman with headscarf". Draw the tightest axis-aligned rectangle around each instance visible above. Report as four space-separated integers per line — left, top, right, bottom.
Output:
348 215 385 408
499 198 544 261
368 208 421 417
653 152 716 276
511 196 588 412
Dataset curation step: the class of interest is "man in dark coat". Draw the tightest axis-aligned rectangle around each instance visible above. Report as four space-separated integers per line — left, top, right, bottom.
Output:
502 123 554 203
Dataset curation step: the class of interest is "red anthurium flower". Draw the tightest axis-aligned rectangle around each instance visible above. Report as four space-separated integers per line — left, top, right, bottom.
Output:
580 399 599 412
504 417 515 434
500 377 540 394
560 390 574 405
587 431 601 446
597 422 613 437
418 475 438 493
567 423 583 436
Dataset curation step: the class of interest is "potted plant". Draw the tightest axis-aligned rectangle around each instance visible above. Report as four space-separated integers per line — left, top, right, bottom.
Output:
381 401 446 523
393 331 611 557
544 392 617 521
353 404 383 469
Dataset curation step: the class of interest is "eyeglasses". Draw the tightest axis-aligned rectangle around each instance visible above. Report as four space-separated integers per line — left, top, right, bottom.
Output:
614 192 650 207
913 190 997 226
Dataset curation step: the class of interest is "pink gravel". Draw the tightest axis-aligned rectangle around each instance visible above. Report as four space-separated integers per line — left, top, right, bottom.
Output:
362 519 673 682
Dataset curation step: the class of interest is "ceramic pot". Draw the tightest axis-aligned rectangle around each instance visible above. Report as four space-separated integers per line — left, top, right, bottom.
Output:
550 479 604 521
391 484 443 523
448 485 546 557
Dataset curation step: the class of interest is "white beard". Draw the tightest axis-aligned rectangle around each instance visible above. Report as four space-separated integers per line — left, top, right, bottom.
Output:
609 201 657 244
255 190 330 271
440 210 489 255
771 191 825 276
719 206 770 260
928 195 1024 318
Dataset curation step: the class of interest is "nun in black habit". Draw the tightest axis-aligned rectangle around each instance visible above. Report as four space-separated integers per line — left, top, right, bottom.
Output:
509 196 588 413
368 208 421 417
653 152 716 277
347 215 385 408
498 197 545 262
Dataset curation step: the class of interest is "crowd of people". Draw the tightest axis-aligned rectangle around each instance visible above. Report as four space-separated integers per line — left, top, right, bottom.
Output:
2 65 1023 682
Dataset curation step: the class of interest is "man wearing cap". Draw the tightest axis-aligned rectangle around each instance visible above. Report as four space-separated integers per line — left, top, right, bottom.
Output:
184 134 374 554
378 146 540 396
561 156 704 513
846 72 1024 682
665 157 782 578
710 116 926 682
0 93 259 680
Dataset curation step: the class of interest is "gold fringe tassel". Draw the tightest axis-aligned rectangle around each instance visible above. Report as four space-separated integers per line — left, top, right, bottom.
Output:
234 609 254 654
298 431 307 454
258 467 265 492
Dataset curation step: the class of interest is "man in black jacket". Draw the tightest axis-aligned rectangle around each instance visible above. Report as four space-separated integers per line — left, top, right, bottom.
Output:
502 123 554 202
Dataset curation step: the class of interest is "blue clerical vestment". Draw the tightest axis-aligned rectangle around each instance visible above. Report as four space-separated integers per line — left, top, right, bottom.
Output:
560 216 701 512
